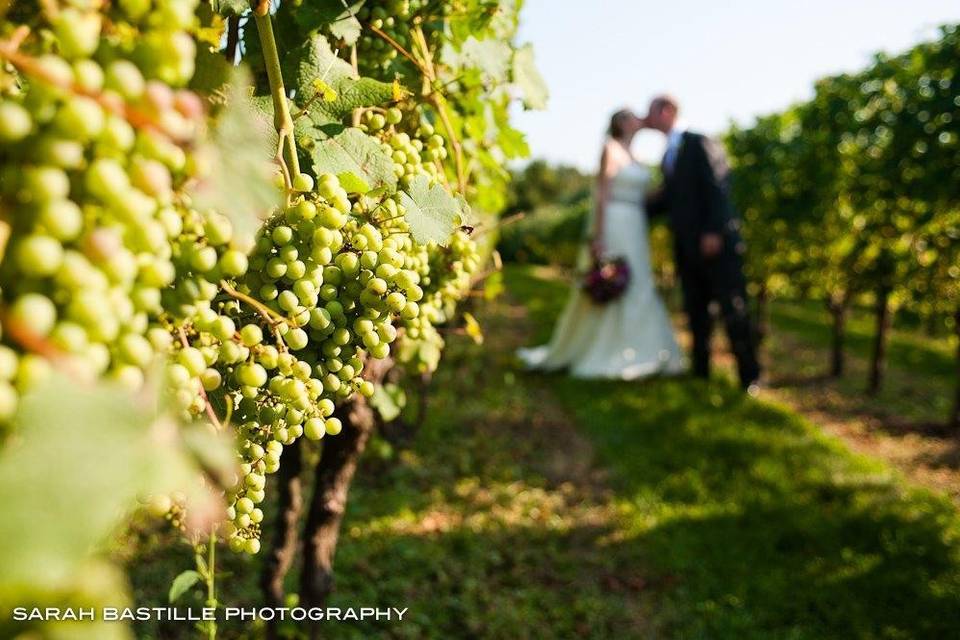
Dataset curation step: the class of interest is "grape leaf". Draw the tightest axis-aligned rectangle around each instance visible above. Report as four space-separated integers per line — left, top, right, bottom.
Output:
285 34 396 122
210 0 249 17
293 1 365 45
169 570 202 603
190 69 281 249
0 376 232 590
189 43 234 95
512 43 549 110
369 383 407 422
458 36 512 82
463 312 484 344
399 175 461 246
308 123 397 193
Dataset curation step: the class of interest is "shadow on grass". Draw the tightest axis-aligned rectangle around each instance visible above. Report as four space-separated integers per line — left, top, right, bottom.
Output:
509 264 960 638
128 264 960 640
769 302 955 382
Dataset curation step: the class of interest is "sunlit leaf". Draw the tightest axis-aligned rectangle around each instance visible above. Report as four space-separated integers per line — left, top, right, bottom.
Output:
463 312 484 344
292 1 365 45
190 69 282 249
399 175 461 246
369 383 407 422
458 37 512 82
285 35 395 122
512 43 549 110
210 0 248 17
168 570 202 603
308 124 397 193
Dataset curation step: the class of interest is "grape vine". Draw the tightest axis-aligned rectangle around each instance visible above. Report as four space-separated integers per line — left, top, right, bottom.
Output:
0 0 546 637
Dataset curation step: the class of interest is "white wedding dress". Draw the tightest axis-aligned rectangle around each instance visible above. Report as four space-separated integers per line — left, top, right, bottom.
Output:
517 161 686 379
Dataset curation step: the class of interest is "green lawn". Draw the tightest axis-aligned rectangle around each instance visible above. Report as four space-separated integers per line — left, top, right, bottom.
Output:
130 264 960 639
763 300 957 425
511 264 960 638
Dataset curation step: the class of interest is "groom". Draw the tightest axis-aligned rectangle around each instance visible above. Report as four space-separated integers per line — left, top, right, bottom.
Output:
642 95 761 393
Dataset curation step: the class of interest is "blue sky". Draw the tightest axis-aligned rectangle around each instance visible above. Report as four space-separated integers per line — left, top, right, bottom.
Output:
512 0 960 170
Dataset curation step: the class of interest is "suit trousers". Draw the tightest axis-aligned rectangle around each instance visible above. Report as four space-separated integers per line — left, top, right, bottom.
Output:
676 247 760 387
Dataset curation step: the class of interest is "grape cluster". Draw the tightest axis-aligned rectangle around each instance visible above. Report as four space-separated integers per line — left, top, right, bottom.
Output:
0 0 485 558
0 0 206 423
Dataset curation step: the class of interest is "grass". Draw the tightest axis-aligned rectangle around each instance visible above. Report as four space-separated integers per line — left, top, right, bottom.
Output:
764 300 956 424
511 264 960 638
128 264 960 639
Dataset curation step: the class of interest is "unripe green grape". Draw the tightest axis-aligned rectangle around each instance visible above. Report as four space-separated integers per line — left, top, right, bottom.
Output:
10 294 57 337
54 8 102 59
325 417 343 436
55 95 105 140
240 324 263 347
335 252 360 276
304 417 325 440
16 234 64 277
73 59 104 92
146 494 173 518
38 199 83 241
257 345 280 369
377 263 399 280
200 368 222 391
286 260 306 280
34 137 85 169
385 292 406 312
367 277 388 296
119 333 154 367
23 166 70 202
236 497 254 514
0 102 32 141
17 353 52 391
236 362 268 388
220 250 248 277
190 245 218 272
370 342 390 359
318 205 347 229
278 290 299 312
105 60 146 99
0 347 19 381
212 316 237 342
286 328 309 350
101 115 136 151
266 258 287 279
292 173 314 192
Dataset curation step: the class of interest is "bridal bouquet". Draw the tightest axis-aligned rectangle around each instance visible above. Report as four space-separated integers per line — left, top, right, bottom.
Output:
583 257 631 304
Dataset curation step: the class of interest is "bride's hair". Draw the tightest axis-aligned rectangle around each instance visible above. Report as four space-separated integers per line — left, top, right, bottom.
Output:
607 109 634 140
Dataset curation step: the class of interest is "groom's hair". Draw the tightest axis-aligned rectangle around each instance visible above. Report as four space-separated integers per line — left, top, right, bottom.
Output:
651 94 680 115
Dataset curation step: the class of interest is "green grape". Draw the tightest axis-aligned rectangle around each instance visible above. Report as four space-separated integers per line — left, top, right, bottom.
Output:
0 102 32 141
15 234 64 277
10 294 57 337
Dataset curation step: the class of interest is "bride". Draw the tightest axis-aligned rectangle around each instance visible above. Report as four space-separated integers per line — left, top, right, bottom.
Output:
517 109 686 379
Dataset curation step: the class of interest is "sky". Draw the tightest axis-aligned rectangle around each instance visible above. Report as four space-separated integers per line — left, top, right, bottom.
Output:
511 0 960 170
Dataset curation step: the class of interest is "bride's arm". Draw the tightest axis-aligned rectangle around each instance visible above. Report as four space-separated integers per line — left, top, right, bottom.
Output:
593 145 616 257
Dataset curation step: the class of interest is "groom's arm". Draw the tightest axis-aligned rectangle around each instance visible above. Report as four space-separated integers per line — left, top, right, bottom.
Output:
693 136 734 235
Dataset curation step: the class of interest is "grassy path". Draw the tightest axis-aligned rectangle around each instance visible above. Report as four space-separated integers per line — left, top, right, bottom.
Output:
132 264 960 639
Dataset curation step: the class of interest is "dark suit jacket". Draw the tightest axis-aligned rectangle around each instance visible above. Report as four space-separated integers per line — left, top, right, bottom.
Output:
646 131 743 263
